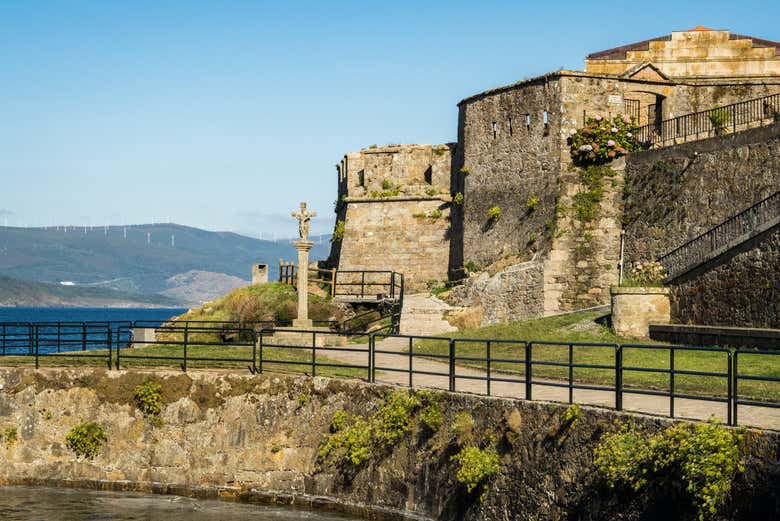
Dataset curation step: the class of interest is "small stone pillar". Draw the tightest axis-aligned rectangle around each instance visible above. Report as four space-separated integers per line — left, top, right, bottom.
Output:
293 240 314 328
252 264 269 285
611 286 671 338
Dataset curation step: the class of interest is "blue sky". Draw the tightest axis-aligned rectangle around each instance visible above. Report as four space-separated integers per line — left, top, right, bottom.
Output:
2 1 778 238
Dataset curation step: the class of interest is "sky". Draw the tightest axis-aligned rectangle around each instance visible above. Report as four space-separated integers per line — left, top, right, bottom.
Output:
2 0 779 238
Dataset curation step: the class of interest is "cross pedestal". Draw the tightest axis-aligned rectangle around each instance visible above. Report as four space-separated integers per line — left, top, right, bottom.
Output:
292 240 314 328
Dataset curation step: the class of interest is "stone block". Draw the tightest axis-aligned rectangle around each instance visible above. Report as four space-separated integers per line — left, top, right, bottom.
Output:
611 286 671 338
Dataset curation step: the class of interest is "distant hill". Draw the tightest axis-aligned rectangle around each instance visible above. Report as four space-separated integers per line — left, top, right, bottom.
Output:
0 224 332 304
0 275 180 308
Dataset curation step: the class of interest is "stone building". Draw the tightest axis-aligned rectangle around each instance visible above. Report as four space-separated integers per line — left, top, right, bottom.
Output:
327 27 780 323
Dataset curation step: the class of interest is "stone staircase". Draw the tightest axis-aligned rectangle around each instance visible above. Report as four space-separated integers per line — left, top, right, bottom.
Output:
399 294 458 336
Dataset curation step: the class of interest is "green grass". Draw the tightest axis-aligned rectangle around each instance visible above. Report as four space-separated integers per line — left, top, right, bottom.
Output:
0 343 366 379
414 311 780 402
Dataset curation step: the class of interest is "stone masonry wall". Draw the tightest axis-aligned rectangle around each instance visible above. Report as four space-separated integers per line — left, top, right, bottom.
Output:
457 76 563 268
1 368 779 520
335 197 450 293
623 122 780 264
668 225 780 328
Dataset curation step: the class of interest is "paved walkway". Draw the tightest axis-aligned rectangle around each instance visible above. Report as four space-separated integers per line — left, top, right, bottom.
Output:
317 337 780 431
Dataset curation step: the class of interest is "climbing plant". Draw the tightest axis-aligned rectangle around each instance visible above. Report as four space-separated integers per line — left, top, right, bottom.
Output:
569 114 639 166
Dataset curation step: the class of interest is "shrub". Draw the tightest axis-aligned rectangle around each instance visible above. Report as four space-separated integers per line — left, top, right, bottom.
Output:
708 105 729 135
564 404 581 426
625 260 667 286
452 412 475 444
453 192 464 206
420 401 443 432
594 420 744 520
451 446 501 498
487 206 501 222
330 409 348 431
570 114 639 166
319 415 373 466
2 426 18 444
526 196 539 212
331 220 346 242
375 391 420 447
381 179 393 190
65 422 107 459
134 381 163 417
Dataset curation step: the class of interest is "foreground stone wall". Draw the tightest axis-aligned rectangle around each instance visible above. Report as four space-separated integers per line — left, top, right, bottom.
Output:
668 225 780 328
623 122 780 264
0 368 779 521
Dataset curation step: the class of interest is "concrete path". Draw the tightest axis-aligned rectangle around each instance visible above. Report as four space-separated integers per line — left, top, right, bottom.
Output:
317 337 780 431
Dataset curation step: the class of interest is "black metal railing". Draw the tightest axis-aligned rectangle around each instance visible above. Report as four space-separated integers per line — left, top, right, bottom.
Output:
635 93 780 148
658 191 780 279
2 322 778 429
333 270 404 301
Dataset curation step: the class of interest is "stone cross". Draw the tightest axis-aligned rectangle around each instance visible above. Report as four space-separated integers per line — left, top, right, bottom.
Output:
292 202 317 242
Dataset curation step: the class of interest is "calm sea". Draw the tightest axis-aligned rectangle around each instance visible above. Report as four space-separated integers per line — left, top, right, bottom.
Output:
0 307 186 325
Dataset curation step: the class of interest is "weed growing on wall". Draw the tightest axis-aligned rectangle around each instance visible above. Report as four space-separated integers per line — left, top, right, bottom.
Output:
2 426 18 444
487 206 501 222
65 422 107 459
134 381 163 418
708 105 729 135
526 196 539 212
451 445 501 499
453 192 464 206
452 412 476 444
572 166 613 223
569 114 639 166
319 391 421 468
331 220 345 242
594 420 744 520
563 404 581 426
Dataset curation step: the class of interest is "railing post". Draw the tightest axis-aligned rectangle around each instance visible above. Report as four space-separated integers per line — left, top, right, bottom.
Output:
370 334 376 383
669 348 675 419
449 339 455 392
568 343 574 404
57 322 61 353
408 336 413 388
252 331 257 374
525 342 532 401
615 345 623 411
258 331 264 374
727 351 733 426
34 325 39 369
311 331 317 377
82 323 87 351
361 271 366 299
1 324 5 356
486 340 492 397
182 323 189 372
106 326 112 370
733 351 739 426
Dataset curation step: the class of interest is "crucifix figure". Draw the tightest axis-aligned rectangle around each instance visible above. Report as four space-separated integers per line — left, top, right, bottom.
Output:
292 202 316 242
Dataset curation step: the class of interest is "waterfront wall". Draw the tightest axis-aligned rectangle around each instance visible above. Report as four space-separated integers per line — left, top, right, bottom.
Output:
0 368 778 520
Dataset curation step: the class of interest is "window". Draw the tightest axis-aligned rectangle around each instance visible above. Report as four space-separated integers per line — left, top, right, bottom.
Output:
424 166 433 185
357 169 365 187
543 111 549 126
509 116 513 136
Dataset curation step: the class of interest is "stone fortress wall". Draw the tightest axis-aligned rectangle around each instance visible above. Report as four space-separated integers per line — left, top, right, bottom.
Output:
327 27 780 326
329 144 453 292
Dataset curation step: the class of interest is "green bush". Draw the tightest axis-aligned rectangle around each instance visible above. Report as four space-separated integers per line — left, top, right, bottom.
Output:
421 401 443 432
708 105 729 135
134 381 163 417
319 391 420 468
526 196 539 212
2 426 18 444
464 261 478 273
451 445 501 498
564 404 581 426
331 220 346 242
487 206 501 222
453 192 464 206
570 114 639 166
65 422 107 459
594 420 744 520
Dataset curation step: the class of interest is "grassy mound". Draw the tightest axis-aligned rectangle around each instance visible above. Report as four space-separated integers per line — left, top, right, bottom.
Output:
175 282 343 326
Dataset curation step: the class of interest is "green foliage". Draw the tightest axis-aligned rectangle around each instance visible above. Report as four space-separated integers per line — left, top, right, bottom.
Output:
572 166 612 222
525 196 539 212
453 192 464 206
381 179 393 190
459 166 471 175
134 381 163 418
429 209 443 219
570 114 639 166
487 206 501 222
319 391 420 468
65 422 107 459
331 220 346 242
370 181 401 198
2 426 18 444
528 232 538 245
452 412 475 444
421 401 443 432
564 404 581 426
594 420 744 520
464 261 478 273
623 260 667 287
425 187 439 196
433 145 449 156
297 393 309 407
708 105 729 135
451 445 501 498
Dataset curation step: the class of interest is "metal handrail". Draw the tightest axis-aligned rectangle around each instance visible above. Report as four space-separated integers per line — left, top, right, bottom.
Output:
658 191 780 279
636 93 780 148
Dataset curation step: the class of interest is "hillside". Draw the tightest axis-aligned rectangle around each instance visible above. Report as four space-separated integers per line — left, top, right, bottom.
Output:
0 224 331 303
0 275 180 308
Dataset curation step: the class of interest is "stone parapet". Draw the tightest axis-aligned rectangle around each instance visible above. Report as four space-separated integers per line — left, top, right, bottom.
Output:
611 286 671 338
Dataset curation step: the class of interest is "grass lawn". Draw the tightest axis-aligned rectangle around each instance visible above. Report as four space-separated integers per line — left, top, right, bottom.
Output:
413 311 780 402
0 342 367 380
